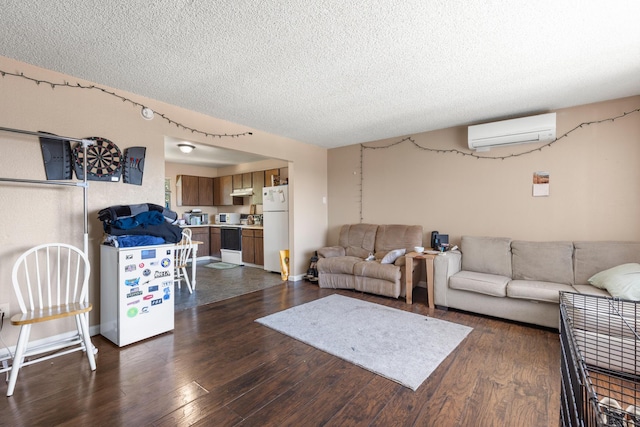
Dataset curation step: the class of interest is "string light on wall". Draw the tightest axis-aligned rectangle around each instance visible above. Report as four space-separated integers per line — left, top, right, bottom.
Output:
361 107 640 160
357 106 640 223
0 68 253 139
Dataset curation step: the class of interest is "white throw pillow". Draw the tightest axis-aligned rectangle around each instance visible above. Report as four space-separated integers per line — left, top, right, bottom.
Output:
588 263 640 300
381 248 406 264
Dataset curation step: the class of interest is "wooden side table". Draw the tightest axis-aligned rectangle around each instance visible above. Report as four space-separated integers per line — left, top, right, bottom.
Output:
405 251 438 308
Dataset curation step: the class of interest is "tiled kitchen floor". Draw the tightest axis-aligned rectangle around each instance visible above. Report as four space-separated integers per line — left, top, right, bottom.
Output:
174 260 286 311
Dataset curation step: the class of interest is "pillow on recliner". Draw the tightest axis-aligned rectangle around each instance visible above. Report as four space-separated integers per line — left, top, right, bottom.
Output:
588 263 640 300
381 248 406 264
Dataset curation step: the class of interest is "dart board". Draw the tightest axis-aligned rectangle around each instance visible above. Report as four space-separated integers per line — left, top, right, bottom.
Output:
73 137 123 181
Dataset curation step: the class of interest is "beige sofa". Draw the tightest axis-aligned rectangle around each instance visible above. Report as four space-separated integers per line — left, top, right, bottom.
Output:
433 236 640 329
317 224 423 299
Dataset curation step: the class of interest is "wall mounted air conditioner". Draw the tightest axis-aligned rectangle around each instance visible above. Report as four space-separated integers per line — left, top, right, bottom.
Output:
468 112 556 152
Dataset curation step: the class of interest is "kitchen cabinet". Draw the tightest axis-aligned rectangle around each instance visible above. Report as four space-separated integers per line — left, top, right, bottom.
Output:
232 174 243 190
242 172 252 188
242 228 263 265
179 175 199 206
178 175 213 206
210 227 221 258
213 176 230 205
264 169 279 187
254 229 264 266
214 175 243 206
264 167 288 187
186 227 210 257
251 171 264 205
198 177 214 206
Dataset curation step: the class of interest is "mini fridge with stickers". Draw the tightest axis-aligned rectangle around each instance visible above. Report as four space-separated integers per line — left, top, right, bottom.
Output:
100 243 175 346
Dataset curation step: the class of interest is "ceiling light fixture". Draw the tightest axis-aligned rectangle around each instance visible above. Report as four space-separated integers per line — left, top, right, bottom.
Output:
140 106 155 120
178 143 195 154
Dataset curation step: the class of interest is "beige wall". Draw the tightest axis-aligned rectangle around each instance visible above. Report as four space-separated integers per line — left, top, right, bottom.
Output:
327 96 640 246
0 56 327 343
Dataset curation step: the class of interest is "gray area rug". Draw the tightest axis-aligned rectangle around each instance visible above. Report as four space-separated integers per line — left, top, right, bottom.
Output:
255 294 473 391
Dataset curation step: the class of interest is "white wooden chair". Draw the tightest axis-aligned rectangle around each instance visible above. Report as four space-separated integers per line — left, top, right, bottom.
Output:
175 229 194 293
6 243 96 397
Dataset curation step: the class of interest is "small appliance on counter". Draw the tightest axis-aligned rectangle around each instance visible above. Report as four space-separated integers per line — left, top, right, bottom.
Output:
184 210 208 225
215 212 241 225
246 214 263 225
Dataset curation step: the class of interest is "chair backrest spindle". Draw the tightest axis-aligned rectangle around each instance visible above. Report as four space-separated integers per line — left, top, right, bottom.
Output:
12 243 90 314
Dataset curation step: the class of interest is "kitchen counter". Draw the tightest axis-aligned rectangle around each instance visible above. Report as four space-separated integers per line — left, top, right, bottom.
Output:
181 224 263 230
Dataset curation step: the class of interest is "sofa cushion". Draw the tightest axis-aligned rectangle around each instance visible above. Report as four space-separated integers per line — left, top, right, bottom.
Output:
572 284 611 297
318 272 356 290
512 241 574 285
449 271 510 297
317 245 346 258
317 256 362 275
460 236 512 277
374 224 423 253
574 241 640 286
588 263 640 300
338 224 378 254
355 275 401 298
353 260 402 283
507 280 576 303
346 246 371 258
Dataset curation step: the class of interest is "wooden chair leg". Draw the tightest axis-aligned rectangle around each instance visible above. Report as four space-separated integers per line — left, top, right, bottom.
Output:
7 324 32 397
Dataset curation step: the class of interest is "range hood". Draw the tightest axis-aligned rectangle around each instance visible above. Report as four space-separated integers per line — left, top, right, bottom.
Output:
230 188 254 197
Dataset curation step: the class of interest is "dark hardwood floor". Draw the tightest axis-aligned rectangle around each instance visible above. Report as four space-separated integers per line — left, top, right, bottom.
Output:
0 281 561 426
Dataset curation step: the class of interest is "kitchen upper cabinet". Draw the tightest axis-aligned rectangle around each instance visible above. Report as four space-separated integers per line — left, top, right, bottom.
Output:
198 177 214 206
242 172 252 188
214 176 230 205
279 167 288 184
180 175 199 206
210 227 221 258
251 171 264 205
232 174 243 190
264 169 279 187
265 167 288 187
214 175 243 206
178 175 213 206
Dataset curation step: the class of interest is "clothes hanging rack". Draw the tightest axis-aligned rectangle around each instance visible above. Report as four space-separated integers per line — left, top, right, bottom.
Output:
0 126 99 358
0 126 94 256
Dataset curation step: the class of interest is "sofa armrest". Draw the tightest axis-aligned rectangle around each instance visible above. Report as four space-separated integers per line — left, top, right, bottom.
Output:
317 246 346 258
433 250 462 307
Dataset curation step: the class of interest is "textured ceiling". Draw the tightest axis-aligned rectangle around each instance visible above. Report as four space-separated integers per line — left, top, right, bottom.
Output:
1 1 639 149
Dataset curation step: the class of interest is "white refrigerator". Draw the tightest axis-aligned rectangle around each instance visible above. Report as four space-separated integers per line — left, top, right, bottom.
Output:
100 243 175 347
262 185 289 273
